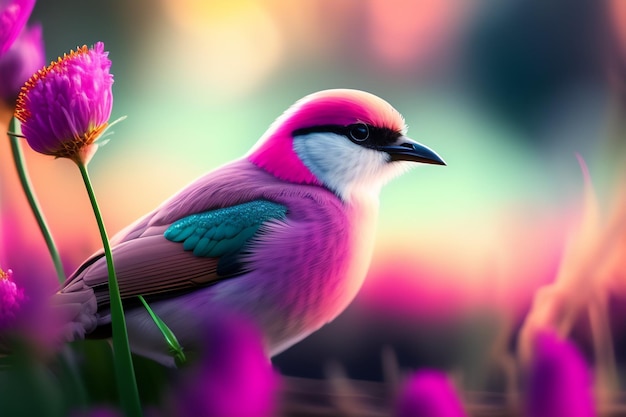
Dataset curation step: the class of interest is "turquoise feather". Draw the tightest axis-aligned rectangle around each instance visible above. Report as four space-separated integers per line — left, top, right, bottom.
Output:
164 200 288 258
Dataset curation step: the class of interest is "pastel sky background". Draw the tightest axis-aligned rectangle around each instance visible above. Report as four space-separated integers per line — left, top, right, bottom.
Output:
7 0 624 379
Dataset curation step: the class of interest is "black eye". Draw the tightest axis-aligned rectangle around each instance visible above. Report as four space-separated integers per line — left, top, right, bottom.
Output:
349 123 369 142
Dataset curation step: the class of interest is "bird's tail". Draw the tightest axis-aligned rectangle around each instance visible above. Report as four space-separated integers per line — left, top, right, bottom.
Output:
52 279 98 342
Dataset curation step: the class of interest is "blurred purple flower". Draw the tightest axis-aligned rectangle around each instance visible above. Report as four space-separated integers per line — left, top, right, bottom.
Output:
0 23 44 104
172 312 279 417
0 267 26 330
0 216 64 354
394 369 467 417
526 331 596 417
0 264 62 354
14 41 114 164
0 0 35 55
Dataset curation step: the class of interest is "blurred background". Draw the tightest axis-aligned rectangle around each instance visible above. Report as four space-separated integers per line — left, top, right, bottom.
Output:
3 0 625 391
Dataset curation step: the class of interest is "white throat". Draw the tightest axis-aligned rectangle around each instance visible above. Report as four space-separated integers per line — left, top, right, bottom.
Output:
293 132 412 201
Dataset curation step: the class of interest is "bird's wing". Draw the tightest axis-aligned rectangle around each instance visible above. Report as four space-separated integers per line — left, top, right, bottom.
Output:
76 200 288 308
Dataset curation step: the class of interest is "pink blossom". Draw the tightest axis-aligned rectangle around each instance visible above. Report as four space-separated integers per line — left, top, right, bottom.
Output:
0 0 34 55
0 268 25 330
15 41 114 164
394 369 467 417
0 217 64 353
172 312 279 417
525 331 596 417
0 23 44 103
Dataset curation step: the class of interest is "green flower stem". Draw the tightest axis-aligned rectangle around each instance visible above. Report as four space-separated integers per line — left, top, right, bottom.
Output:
8 118 65 284
138 295 186 366
77 161 142 417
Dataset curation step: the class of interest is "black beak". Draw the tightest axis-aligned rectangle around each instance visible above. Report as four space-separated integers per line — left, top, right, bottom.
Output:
383 136 446 165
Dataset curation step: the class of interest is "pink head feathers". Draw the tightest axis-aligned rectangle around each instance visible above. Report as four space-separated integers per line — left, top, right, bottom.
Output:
247 89 407 185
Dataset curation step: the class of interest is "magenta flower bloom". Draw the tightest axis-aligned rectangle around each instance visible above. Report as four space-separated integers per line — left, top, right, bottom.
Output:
0 0 34 55
15 41 114 164
526 331 596 417
0 23 44 104
172 312 279 417
394 369 467 417
0 267 26 330
0 215 65 355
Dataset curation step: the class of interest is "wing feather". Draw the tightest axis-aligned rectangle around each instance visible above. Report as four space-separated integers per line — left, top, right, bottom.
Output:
71 199 288 309
80 235 220 307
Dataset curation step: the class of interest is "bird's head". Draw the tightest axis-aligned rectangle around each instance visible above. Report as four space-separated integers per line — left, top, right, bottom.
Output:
247 89 445 201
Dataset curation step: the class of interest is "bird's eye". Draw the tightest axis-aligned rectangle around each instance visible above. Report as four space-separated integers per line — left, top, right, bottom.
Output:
349 123 369 142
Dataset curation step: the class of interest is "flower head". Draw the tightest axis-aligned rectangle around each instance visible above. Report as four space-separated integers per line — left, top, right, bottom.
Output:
0 267 26 330
394 369 467 417
0 23 44 104
172 312 279 417
0 218 64 355
525 331 595 417
15 41 114 164
0 0 35 55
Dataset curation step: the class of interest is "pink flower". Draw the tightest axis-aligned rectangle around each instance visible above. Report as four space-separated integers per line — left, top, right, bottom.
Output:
0 0 34 55
172 312 279 417
0 267 26 330
0 216 65 353
394 369 467 417
525 331 596 417
15 42 114 164
0 23 44 104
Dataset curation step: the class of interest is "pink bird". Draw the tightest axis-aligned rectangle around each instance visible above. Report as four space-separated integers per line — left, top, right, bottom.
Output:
59 89 445 366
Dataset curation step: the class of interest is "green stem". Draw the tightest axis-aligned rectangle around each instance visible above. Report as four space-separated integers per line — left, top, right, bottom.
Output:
8 118 65 284
77 161 142 417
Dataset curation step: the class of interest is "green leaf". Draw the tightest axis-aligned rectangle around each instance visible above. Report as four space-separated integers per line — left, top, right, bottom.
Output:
138 295 186 366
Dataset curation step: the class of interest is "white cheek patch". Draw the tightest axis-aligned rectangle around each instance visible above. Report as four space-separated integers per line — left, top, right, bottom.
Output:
293 133 412 201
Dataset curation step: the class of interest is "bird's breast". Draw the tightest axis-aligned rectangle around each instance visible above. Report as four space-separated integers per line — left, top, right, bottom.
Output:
221 189 379 352
340 193 380 311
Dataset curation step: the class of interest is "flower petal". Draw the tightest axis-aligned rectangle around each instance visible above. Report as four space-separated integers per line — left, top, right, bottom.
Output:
15 42 114 163
0 0 35 55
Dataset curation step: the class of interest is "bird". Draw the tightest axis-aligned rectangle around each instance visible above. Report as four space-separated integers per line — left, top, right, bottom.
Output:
57 89 445 367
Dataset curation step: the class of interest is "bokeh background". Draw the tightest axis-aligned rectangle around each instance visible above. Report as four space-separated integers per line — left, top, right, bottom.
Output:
3 0 626 391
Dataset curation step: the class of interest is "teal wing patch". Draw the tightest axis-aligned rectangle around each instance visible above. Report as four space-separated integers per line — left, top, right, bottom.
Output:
164 200 288 258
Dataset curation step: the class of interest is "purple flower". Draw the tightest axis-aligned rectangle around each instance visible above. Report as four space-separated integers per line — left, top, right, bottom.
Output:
394 369 467 417
526 331 596 417
0 215 64 355
172 312 279 417
15 41 114 164
0 0 34 55
0 23 44 104
0 267 26 330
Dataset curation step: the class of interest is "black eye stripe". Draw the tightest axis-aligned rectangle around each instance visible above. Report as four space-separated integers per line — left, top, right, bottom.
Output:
292 124 401 148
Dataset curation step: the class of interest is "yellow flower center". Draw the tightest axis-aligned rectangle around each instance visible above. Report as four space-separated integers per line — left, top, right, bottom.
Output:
0 268 12 280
